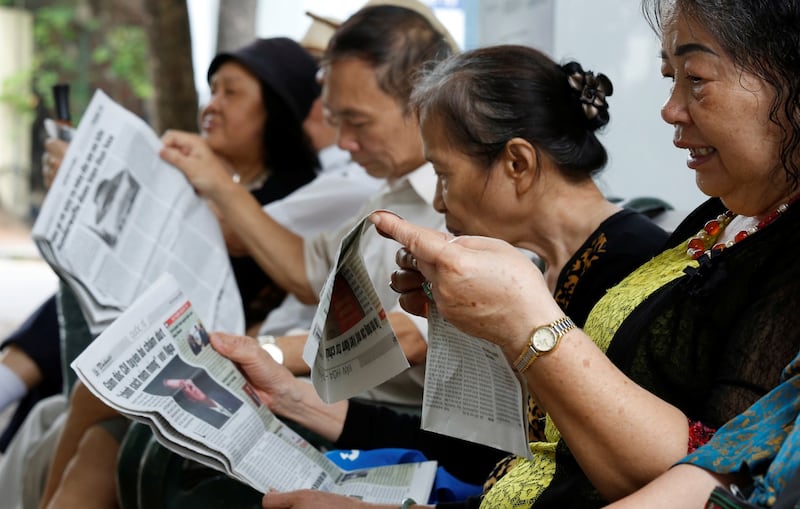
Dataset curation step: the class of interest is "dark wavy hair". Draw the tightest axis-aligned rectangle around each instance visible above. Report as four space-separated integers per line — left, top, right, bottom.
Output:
410 45 612 181
259 83 318 190
324 5 454 114
643 0 800 191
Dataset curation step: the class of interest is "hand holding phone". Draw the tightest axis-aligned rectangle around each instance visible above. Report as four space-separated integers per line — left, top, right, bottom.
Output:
47 83 75 142
41 83 74 187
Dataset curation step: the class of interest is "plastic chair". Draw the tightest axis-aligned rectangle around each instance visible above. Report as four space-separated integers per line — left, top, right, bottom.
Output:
622 196 674 219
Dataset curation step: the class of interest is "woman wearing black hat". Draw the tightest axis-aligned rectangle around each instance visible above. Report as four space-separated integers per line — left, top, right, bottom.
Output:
201 37 320 329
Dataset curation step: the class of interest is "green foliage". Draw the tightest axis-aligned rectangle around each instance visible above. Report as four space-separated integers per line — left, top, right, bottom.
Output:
0 68 36 123
32 5 84 112
0 2 153 122
92 26 152 100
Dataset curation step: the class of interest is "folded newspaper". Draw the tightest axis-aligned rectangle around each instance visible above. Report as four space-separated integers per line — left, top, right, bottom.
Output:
71 272 436 502
303 214 410 403
304 214 532 459
32 89 244 335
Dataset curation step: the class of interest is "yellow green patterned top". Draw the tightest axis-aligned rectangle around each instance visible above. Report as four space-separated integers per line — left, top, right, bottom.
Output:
480 240 698 508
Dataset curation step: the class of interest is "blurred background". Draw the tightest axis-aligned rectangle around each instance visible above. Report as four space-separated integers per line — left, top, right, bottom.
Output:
0 0 704 341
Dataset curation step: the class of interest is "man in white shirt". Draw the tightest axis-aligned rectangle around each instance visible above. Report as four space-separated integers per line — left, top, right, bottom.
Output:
256 95 383 339
161 2 457 407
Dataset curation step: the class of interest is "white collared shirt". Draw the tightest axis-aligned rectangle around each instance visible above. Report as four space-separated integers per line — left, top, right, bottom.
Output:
263 145 383 236
301 162 442 406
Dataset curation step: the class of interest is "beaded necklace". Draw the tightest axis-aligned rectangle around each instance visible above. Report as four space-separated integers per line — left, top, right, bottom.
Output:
686 194 800 260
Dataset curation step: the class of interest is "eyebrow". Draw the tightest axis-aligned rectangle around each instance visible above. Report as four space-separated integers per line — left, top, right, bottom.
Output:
662 43 718 59
324 103 364 117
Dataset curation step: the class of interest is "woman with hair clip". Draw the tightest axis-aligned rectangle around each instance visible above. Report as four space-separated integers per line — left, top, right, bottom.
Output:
371 0 800 506
207 44 668 508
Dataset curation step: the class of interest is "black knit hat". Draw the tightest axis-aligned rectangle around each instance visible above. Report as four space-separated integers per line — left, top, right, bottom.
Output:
207 37 320 124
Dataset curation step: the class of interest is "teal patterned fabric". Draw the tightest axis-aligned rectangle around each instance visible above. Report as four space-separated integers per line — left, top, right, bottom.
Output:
681 350 800 507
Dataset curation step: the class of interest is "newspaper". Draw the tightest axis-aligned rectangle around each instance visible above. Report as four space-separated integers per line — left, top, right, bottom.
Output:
32 89 243 335
423 306 532 458
71 272 436 503
301 214 532 457
303 215 410 403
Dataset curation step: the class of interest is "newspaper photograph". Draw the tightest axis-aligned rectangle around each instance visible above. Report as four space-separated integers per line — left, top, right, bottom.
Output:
32 89 243 335
303 214 410 403
72 273 435 502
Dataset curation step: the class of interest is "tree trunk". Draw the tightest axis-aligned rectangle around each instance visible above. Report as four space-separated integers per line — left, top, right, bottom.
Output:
141 0 198 133
216 0 257 52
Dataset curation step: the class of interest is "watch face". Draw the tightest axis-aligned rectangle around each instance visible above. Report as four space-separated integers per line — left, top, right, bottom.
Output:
532 327 557 352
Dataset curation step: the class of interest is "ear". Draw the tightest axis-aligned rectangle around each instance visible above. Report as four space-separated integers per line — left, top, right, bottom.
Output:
500 137 538 195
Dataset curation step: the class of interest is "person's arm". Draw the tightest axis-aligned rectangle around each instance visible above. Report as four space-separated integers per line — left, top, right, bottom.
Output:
39 382 122 509
372 212 689 501
210 332 347 442
388 312 427 365
266 333 310 375
274 311 428 377
604 464 731 509
159 130 318 303
262 490 430 508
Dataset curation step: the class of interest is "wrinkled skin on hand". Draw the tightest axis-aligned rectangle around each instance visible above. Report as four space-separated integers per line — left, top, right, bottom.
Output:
209 332 296 410
262 490 380 509
160 130 235 201
390 247 429 318
373 211 561 357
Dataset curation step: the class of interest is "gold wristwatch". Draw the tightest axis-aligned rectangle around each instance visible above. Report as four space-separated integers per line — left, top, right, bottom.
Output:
513 316 576 373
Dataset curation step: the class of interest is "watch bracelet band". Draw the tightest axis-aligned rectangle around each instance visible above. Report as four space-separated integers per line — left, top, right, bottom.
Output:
257 334 277 346
513 316 576 373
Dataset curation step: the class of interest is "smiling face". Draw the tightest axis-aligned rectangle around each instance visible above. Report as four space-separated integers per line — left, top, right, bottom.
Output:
659 13 789 217
200 61 266 163
421 114 527 240
322 57 425 180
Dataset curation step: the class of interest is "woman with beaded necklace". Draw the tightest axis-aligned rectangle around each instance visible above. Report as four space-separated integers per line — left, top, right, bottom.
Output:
367 0 800 507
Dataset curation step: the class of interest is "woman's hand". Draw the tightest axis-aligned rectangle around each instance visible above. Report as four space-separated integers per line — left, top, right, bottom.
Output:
211 332 349 442
160 130 235 201
262 490 387 509
372 211 562 359
42 138 69 189
390 248 430 318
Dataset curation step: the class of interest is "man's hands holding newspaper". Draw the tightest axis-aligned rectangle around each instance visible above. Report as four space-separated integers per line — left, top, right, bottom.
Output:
210 332 348 443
